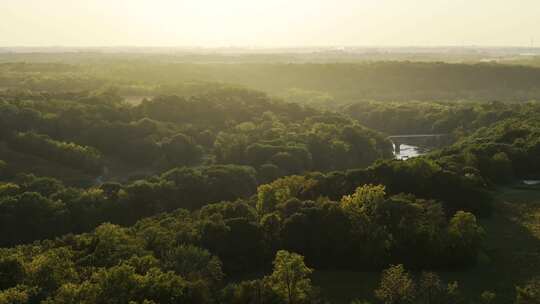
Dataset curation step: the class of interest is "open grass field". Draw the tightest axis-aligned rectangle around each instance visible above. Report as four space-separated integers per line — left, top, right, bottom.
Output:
314 185 540 303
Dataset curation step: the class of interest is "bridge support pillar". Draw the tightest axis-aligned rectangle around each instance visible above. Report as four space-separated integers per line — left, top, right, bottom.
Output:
393 141 402 154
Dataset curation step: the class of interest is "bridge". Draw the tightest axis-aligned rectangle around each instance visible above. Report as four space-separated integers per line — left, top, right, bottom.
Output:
387 134 450 154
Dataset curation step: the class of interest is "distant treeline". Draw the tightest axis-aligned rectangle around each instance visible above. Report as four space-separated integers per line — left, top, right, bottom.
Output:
345 100 533 134
4 61 540 102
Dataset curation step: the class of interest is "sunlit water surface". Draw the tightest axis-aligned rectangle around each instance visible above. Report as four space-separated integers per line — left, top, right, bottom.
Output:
394 144 429 160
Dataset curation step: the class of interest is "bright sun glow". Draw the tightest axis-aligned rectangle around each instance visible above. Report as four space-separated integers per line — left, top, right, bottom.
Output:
1 0 539 46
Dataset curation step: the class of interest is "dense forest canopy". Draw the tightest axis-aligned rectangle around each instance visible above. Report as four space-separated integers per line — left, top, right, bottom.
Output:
0 86 392 186
1 53 540 304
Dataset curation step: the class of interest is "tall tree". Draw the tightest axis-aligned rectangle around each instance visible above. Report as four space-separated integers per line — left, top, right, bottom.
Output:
375 264 416 304
269 250 313 304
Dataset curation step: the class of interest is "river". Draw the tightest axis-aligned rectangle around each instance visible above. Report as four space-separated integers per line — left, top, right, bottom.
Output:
394 144 429 160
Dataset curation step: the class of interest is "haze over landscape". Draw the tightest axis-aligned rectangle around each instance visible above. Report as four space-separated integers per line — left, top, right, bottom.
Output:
2 2 540 304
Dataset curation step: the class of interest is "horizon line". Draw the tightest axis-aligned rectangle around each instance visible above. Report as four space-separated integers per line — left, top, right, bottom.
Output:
1 45 539 49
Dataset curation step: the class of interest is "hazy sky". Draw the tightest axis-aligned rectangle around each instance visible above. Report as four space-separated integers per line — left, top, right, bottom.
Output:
1 0 539 47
